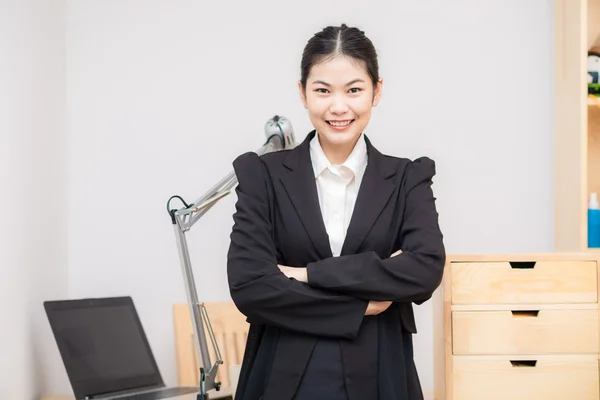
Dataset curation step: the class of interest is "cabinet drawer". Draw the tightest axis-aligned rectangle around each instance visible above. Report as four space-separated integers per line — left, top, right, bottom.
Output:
452 309 599 354
451 260 597 304
453 356 599 400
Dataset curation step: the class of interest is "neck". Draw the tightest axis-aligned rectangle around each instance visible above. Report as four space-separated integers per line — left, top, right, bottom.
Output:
318 134 359 165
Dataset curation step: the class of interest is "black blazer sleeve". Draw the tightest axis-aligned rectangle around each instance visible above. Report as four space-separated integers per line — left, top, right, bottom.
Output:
305 157 446 303
227 152 368 340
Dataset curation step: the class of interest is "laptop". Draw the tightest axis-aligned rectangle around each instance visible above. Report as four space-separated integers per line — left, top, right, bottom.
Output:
44 296 202 400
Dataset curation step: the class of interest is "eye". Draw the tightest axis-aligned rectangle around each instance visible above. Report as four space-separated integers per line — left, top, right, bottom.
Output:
315 88 329 94
348 88 362 94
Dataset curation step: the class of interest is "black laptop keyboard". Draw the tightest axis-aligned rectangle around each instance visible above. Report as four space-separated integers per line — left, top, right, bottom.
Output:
116 387 201 400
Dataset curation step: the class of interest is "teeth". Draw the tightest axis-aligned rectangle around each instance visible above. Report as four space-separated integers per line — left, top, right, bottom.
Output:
329 120 352 127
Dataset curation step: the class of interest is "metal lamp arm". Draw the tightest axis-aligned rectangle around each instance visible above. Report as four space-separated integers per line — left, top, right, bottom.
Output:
166 116 295 400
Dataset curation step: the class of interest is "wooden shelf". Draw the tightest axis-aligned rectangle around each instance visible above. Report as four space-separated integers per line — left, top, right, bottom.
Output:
555 0 600 252
589 95 600 106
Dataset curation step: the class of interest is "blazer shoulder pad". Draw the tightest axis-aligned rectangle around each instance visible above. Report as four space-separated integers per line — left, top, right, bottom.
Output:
404 156 436 190
232 151 268 186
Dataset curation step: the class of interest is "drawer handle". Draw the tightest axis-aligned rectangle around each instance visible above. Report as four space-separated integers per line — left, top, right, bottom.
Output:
509 261 536 269
510 360 537 367
511 310 539 318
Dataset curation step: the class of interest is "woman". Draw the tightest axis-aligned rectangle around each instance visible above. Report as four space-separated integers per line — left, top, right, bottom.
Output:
227 23 445 400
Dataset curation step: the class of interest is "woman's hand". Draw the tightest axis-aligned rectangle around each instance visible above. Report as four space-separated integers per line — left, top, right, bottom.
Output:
278 264 308 283
365 300 392 316
390 249 402 257
364 249 402 315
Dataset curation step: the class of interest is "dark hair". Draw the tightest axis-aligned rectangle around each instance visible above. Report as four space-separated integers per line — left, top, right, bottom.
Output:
300 24 379 90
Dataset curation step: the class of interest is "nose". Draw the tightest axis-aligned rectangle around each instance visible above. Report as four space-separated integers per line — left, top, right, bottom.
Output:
329 94 349 115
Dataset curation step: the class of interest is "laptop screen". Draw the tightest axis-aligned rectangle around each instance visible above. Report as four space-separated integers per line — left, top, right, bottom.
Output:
44 297 164 399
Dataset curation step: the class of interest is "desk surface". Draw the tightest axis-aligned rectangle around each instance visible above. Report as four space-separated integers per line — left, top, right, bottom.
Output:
42 396 201 400
43 387 429 400
41 386 233 400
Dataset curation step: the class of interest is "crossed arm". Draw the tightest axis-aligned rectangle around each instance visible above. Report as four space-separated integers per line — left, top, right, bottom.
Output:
227 152 445 340
277 249 404 316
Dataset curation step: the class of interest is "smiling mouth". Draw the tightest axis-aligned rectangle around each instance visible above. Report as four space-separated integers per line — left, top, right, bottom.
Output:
327 119 355 127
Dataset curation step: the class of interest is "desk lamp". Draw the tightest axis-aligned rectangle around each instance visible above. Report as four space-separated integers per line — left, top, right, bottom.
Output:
166 116 296 400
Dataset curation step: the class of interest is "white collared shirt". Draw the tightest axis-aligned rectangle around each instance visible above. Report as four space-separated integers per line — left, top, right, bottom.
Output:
309 133 368 257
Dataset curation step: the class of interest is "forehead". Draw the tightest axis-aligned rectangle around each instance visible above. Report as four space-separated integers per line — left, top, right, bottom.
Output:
307 56 369 84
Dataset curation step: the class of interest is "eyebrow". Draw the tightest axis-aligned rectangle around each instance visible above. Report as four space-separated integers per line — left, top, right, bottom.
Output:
311 78 365 87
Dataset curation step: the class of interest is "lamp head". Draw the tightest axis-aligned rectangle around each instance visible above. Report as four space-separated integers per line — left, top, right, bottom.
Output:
264 115 296 150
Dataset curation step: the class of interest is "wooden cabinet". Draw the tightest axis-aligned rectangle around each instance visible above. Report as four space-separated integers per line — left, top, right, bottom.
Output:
434 253 600 400
452 356 598 400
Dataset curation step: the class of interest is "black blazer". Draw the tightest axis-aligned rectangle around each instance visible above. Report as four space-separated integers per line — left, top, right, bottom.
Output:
227 130 446 400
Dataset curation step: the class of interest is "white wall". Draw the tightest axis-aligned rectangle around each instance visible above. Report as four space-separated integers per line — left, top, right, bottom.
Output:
63 0 556 396
0 0 68 398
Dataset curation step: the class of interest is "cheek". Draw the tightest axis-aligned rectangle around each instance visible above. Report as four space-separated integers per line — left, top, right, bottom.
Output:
350 98 374 115
307 98 330 116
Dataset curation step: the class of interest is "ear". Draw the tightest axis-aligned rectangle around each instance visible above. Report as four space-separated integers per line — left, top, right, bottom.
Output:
298 80 308 109
372 77 383 107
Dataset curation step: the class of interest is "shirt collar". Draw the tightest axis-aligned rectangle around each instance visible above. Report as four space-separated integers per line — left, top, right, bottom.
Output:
309 132 368 184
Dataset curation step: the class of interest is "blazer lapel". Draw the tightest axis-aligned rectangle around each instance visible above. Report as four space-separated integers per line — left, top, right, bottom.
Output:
280 131 333 259
340 135 397 256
